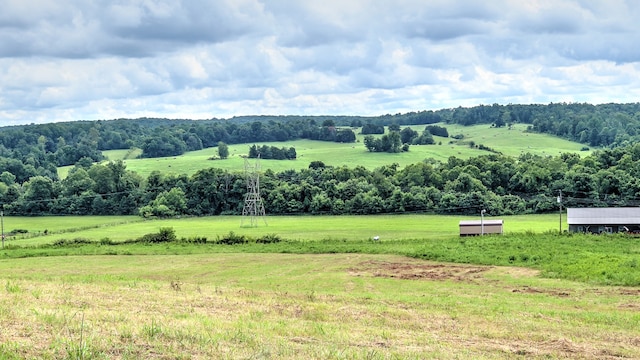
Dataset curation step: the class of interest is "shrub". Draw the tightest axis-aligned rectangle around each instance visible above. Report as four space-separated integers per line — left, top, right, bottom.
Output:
179 236 207 244
137 227 177 243
99 238 115 245
215 231 248 245
51 238 92 247
256 234 282 244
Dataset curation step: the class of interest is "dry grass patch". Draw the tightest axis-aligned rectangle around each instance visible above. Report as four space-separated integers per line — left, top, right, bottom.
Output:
1 254 639 359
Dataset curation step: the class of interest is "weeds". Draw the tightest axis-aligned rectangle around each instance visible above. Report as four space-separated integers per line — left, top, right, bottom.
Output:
143 319 164 339
0 343 21 360
178 235 207 244
170 279 182 291
5 280 21 293
64 312 98 360
256 234 282 244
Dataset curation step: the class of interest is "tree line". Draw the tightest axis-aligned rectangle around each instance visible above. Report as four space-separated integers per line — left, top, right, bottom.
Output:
248 145 297 160
3 143 640 217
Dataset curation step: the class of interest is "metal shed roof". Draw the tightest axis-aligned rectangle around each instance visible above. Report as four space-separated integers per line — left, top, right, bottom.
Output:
567 207 640 225
459 220 503 226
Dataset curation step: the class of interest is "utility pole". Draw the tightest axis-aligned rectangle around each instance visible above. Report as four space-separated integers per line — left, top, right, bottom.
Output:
557 190 562 234
1 210 4 249
481 209 486 236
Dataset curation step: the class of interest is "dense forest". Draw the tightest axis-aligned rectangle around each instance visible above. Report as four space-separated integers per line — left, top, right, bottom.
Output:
1 102 640 217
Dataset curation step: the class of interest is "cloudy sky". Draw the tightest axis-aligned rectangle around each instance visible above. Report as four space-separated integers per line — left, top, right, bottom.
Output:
1 0 639 125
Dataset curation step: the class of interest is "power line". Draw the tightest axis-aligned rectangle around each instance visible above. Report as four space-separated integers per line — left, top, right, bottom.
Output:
241 157 267 227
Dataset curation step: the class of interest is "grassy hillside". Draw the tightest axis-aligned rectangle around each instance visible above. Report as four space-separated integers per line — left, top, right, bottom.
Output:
441 123 591 157
58 123 590 179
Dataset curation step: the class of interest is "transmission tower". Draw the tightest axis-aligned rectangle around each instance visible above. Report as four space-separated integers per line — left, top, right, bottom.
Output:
241 157 267 227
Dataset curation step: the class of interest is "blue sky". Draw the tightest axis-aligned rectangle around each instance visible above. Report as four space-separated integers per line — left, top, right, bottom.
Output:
1 0 639 125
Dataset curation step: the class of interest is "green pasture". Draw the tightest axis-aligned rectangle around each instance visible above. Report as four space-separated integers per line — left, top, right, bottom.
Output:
58 123 591 179
99 139 483 179
4 213 561 247
442 123 592 157
0 216 142 238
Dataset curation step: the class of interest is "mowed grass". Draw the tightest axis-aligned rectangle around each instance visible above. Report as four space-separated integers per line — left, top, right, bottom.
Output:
58 123 591 179
442 123 592 157
1 253 639 359
1 216 143 238
2 214 640 358
97 139 482 179
5 213 560 247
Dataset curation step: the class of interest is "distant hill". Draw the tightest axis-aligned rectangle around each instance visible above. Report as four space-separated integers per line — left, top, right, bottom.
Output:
58 123 588 179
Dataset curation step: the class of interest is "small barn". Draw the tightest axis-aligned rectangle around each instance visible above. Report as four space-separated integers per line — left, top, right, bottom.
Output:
567 207 640 234
459 220 503 236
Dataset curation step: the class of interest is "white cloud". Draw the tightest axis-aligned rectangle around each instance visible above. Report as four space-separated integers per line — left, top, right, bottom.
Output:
1 0 640 125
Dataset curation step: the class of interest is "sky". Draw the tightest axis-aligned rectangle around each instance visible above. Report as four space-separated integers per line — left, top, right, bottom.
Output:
1 0 640 125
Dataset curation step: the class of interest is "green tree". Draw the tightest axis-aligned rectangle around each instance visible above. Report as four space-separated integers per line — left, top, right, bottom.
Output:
400 127 418 144
22 176 56 213
61 168 96 197
218 141 229 159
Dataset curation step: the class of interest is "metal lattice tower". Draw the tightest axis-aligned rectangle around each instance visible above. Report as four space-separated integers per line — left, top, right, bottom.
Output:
241 157 267 227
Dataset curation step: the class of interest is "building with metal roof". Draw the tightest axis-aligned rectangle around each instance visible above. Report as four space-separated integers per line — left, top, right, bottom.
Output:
567 207 640 234
459 219 503 236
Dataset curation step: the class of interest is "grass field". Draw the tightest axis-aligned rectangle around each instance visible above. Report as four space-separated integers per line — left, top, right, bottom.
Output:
1 214 639 358
58 123 591 179
4 213 561 247
1 253 639 358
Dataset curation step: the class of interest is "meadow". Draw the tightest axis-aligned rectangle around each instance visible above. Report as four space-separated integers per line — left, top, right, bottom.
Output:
2 232 640 358
58 123 590 179
6 125 630 359
4 213 560 247
1 214 639 359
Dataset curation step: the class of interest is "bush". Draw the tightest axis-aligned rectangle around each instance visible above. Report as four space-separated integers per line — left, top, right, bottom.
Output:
215 231 248 245
100 237 115 245
179 236 207 244
137 227 177 243
51 238 92 247
256 234 282 244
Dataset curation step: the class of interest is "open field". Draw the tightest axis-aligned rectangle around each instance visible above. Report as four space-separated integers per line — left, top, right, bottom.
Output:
1 253 639 359
58 123 591 179
1 214 640 358
3 213 640 287
4 214 561 247
438 123 591 157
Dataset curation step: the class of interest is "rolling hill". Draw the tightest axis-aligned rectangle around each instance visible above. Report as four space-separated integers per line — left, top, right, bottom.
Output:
57 123 590 179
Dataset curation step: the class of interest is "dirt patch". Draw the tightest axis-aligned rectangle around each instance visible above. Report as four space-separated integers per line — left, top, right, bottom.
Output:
619 288 640 296
512 286 571 297
349 260 491 282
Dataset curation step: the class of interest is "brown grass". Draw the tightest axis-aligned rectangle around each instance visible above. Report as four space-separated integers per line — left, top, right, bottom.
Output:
1 254 639 359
